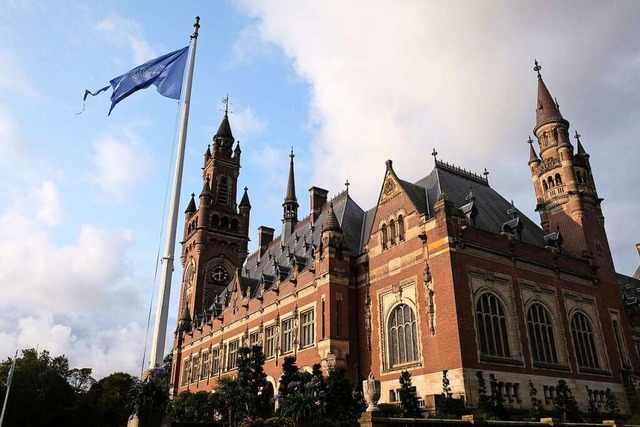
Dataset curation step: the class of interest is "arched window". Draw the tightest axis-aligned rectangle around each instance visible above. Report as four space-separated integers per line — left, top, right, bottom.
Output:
555 173 562 186
220 216 229 229
542 180 548 191
527 303 558 364
389 219 396 245
217 176 230 205
381 224 388 249
211 214 220 227
388 304 419 367
398 215 405 241
230 218 239 232
570 312 599 369
476 293 511 358
547 176 554 188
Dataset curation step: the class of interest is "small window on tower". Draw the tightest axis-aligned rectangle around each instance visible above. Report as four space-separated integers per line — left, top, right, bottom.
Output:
218 176 230 205
595 240 603 256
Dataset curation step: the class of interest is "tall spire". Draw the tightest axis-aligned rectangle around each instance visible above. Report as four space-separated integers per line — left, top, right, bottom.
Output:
285 147 297 204
282 147 299 241
214 95 234 143
534 60 565 131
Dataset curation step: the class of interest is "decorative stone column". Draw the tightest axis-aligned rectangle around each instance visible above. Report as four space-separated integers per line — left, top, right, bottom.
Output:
363 373 381 412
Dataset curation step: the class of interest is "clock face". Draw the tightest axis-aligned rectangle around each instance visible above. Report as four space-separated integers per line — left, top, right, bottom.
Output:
211 264 230 285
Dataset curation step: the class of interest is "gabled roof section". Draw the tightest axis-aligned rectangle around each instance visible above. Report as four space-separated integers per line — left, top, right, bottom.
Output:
397 179 428 215
414 161 546 246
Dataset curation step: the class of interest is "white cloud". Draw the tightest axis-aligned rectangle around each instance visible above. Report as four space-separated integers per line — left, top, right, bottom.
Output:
90 131 152 202
0 51 39 97
232 106 268 142
0 186 148 378
239 0 640 274
0 103 25 164
97 14 157 64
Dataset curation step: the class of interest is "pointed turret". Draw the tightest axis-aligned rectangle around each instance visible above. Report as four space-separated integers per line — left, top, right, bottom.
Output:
185 193 197 215
322 203 342 233
204 144 211 161
527 136 540 166
200 177 212 198
534 60 566 132
239 186 251 209
575 130 589 157
282 148 299 241
215 113 234 141
177 302 192 332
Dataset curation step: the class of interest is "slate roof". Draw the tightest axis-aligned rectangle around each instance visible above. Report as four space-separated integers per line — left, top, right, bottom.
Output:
210 159 553 312
211 191 365 309
618 273 640 311
634 265 640 280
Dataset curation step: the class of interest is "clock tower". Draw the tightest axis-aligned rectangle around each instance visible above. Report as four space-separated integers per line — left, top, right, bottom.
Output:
178 99 251 323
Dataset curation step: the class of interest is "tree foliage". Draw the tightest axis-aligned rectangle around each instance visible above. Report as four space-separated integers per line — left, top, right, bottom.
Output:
169 390 216 423
552 380 581 422
398 370 422 418
0 348 78 426
84 371 137 427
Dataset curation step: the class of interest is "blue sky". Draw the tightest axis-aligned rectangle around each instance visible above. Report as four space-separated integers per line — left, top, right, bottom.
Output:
1 1 639 378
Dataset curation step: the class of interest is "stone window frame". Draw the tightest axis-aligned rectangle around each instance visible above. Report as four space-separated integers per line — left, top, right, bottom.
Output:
200 350 210 380
211 346 220 377
520 281 570 370
526 302 559 365
181 357 191 386
476 292 511 358
563 291 610 375
281 317 295 354
609 309 632 369
264 324 277 359
386 302 420 368
300 309 315 349
378 280 421 372
227 339 239 371
377 209 408 251
469 268 524 366
570 311 600 369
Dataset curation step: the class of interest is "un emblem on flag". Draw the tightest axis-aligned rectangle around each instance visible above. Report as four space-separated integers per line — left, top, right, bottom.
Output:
131 64 165 85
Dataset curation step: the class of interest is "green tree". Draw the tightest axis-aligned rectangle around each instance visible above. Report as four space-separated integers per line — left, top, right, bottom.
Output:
436 370 456 418
169 390 216 422
528 380 545 420
211 375 244 426
128 368 170 427
278 356 300 402
237 345 271 418
325 366 362 423
398 370 422 418
83 372 137 427
68 367 96 395
604 388 620 419
0 348 78 426
552 380 580 422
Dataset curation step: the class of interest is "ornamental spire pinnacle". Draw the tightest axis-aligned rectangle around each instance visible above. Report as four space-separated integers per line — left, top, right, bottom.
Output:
534 60 565 130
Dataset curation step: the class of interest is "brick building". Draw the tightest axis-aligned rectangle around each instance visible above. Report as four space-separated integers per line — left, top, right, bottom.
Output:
169 66 640 413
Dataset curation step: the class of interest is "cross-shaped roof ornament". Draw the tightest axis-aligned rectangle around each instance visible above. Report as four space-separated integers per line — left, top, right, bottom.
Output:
534 59 542 78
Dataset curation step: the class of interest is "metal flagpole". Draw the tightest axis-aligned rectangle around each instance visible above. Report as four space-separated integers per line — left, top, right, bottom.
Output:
0 350 18 427
148 16 200 370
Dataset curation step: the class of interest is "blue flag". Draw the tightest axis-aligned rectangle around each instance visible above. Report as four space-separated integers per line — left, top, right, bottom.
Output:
82 46 189 115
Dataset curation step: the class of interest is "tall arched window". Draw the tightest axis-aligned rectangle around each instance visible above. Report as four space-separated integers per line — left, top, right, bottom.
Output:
388 304 419 367
389 219 396 245
527 303 558 364
571 312 599 369
398 215 405 241
381 224 388 249
542 180 548 191
476 293 511 358
547 176 554 188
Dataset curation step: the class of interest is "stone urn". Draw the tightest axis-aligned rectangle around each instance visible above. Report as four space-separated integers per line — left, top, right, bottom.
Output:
363 373 381 412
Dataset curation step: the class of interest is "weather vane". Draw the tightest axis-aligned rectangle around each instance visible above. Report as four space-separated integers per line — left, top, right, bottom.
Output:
221 94 233 116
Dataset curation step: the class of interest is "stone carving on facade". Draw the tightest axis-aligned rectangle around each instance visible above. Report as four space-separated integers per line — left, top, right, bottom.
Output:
363 262 372 350
424 260 435 336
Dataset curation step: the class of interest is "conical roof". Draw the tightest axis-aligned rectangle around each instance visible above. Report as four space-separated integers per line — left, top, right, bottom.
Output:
239 186 251 208
534 61 565 129
215 113 234 141
527 136 540 165
185 193 196 214
322 203 342 232
200 177 212 198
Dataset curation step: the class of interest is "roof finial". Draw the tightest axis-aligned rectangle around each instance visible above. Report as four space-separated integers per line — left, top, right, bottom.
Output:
574 130 581 142
483 168 489 183
345 179 350 194
534 59 542 78
290 146 294 160
221 94 232 117
431 148 438 163
527 135 534 145
191 16 200 39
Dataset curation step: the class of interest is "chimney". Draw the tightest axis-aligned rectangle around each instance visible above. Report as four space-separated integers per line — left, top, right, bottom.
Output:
258 226 275 258
309 186 329 222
